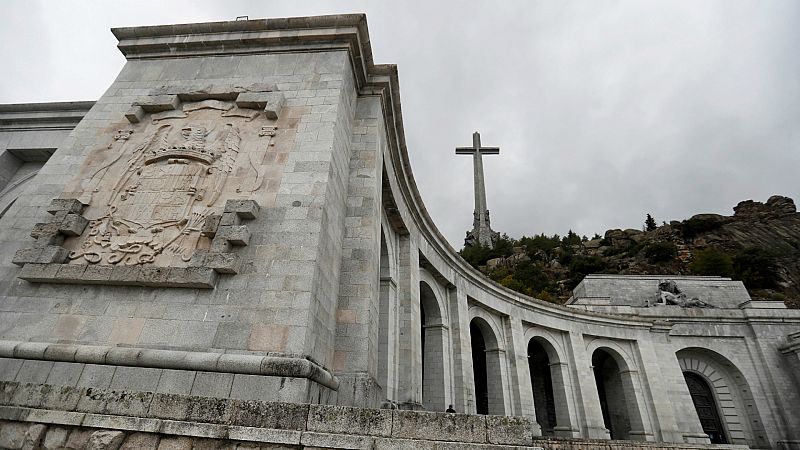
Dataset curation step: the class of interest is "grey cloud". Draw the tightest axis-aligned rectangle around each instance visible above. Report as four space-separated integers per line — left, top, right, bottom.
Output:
1 0 797 246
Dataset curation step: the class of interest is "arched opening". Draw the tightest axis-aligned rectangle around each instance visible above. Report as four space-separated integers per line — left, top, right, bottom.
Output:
684 372 727 444
592 349 631 440
470 321 488 414
469 316 505 415
676 348 768 448
528 339 557 435
419 280 446 411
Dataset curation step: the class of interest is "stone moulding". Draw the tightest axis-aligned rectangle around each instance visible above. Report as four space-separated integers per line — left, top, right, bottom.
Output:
0 340 339 390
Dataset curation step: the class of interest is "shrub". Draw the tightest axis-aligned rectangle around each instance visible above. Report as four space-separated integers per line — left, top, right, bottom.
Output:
682 217 722 240
690 247 733 277
644 242 678 263
733 247 779 289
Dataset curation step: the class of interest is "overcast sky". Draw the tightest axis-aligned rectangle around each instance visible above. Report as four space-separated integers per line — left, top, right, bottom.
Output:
1 1 798 247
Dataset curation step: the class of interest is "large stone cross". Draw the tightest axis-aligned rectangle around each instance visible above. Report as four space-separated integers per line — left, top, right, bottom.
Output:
456 131 499 247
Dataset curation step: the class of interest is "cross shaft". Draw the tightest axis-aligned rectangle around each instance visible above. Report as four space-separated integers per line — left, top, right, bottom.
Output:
455 131 499 246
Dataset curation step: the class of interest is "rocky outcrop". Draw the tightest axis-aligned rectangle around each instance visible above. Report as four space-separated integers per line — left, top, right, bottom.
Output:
472 196 800 308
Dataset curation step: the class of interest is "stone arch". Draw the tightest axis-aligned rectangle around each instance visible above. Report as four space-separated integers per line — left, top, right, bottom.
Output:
468 308 506 415
377 226 400 403
588 342 651 441
524 330 578 437
419 278 448 411
676 347 769 448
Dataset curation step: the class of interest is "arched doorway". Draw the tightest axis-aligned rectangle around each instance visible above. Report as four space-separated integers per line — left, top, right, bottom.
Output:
676 348 768 448
469 316 505 415
470 321 489 414
528 339 557 435
419 280 446 411
592 349 631 440
684 372 727 444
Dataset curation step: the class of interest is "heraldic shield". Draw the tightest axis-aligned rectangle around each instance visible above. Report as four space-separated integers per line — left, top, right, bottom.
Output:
62 98 277 267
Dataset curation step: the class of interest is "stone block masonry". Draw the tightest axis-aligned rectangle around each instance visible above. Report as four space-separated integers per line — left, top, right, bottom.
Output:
0 381 749 450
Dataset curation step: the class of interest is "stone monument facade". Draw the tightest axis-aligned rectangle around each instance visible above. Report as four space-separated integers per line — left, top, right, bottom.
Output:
0 14 799 450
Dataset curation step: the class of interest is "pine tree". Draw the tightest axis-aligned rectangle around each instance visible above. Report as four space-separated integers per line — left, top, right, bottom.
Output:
645 213 657 231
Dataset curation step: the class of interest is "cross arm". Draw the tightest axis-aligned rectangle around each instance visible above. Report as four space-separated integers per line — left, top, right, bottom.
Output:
455 147 500 155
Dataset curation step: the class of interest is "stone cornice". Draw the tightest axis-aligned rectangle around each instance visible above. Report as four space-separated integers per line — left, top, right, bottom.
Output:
112 15 376 91
0 101 95 131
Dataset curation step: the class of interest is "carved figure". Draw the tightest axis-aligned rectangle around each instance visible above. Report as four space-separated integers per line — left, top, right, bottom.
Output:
656 279 714 308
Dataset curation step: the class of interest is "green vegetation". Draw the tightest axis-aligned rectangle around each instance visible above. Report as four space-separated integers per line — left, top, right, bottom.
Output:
682 217 722 240
690 247 733 277
732 247 779 289
457 207 795 307
644 242 677 263
645 214 657 231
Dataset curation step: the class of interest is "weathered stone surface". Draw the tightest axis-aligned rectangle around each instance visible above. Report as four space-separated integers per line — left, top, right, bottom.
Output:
201 215 221 238
58 214 89 237
86 430 126 450
12 248 42 266
37 246 70 264
229 400 308 430
125 106 145 123
205 252 240 274
0 421 27 449
485 415 534 446
119 432 160 450
148 393 191 421
215 226 250 246
308 404 391 437
390 410 486 443
224 199 260 220
186 397 232 425
47 198 86 214
43 426 70 450
156 436 193 450
64 429 94 450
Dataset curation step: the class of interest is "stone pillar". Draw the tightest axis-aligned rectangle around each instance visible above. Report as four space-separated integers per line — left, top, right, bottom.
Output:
485 348 508 415
566 332 609 439
396 234 421 408
506 316 537 421
332 94 382 407
377 275 399 402
549 361 582 438
619 369 656 441
636 338 702 443
448 286 474 413
422 323 449 411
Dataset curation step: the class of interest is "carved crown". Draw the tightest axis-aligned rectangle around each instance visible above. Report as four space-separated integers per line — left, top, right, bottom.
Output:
144 145 219 165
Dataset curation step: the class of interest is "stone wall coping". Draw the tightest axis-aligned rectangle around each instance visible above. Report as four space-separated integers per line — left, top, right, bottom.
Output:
0 396 750 449
0 382 538 447
0 341 339 390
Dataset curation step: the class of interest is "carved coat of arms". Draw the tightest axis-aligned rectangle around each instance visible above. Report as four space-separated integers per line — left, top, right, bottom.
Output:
64 98 277 266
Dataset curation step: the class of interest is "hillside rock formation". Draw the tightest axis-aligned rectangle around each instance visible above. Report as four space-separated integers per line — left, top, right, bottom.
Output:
468 196 800 308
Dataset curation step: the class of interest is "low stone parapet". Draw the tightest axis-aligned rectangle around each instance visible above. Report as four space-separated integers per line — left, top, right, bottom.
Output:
0 381 750 450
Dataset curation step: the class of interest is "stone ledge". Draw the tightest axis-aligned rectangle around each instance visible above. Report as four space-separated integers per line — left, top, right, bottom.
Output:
17 263 218 289
0 342 339 390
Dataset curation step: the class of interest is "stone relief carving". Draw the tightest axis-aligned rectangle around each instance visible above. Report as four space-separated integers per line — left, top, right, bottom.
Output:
15 89 290 287
71 113 241 266
655 279 714 308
